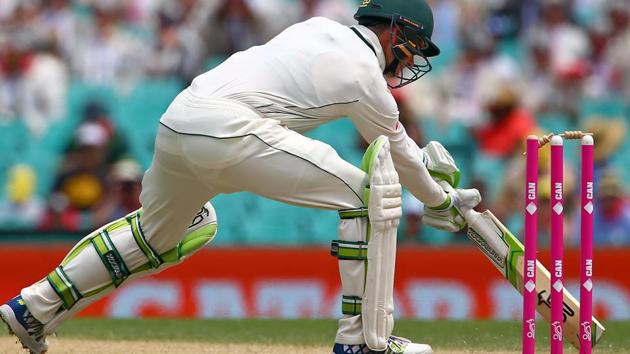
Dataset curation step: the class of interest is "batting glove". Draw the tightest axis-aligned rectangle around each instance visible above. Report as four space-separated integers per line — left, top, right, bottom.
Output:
423 187 481 232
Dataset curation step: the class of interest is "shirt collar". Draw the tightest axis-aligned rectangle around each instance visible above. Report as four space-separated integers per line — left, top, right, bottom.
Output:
350 25 386 72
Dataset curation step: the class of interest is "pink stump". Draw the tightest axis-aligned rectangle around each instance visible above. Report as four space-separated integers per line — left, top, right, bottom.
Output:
523 136 539 354
550 136 564 354
580 135 594 353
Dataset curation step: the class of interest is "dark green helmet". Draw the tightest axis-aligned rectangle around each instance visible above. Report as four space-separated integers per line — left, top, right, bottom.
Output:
355 0 440 57
354 0 440 88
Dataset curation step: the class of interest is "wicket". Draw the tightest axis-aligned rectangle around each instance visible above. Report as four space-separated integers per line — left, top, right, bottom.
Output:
523 133 594 354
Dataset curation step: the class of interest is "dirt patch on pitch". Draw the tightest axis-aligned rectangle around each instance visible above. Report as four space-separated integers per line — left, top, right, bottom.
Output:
0 336 521 353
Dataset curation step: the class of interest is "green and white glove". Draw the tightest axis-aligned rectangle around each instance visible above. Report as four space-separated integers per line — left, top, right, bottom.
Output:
421 141 480 232
423 187 482 232
422 141 461 187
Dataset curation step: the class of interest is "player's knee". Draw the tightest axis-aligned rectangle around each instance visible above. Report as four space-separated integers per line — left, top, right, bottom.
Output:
178 202 218 258
43 203 218 313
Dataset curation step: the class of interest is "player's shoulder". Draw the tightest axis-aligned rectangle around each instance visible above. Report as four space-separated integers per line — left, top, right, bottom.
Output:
279 17 385 96
301 16 345 28
284 16 346 36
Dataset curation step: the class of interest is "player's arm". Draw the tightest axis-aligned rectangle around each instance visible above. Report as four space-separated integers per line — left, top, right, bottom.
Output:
348 85 445 208
347 79 478 232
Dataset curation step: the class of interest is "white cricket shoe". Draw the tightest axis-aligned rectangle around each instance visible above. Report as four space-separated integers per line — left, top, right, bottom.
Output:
332 335 433 354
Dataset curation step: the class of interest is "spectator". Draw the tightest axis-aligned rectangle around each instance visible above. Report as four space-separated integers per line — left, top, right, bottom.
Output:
40 0 77 64
436 27 519 127
597 1 630 99
0 164 44 229
1 1 48 48
526 0 591 121
146 13 189 79
521 28 555 114
40 122 110 231
150 0 210 82
21 40 69 138
93 158 143 226
583 117 626 180
0 37 68 137
473 74 536 158
291 0 356 25
72 4 147 89
39 100 130 231
207 0 264 56
530 0 591 75
53 121 110 212
70 101 129 165
486 0 523 40
0 40 29 123
587 169 630 246
38 191 87 231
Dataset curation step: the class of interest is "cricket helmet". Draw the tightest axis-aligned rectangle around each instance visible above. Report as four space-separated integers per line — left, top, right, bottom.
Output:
355 0 440 87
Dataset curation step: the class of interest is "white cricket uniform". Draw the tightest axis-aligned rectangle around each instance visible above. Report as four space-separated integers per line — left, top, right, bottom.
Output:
145 17 445 250
21 17 446 345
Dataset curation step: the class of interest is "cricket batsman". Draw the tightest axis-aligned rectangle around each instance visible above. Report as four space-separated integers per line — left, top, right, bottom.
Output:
1 1 481 353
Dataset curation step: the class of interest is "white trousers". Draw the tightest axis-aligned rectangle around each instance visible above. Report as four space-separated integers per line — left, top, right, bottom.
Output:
24 89 371 344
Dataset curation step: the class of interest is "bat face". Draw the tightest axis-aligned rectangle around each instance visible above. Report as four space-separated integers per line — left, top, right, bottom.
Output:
465 210 605 348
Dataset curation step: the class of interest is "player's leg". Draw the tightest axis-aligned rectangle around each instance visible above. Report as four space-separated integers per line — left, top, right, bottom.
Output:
329 137 431 354
1 126 218 354
172 116 430 353
0 203 216 354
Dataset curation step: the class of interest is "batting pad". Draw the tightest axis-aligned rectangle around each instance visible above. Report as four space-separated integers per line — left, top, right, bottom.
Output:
22 203 217 334
361 136 401 351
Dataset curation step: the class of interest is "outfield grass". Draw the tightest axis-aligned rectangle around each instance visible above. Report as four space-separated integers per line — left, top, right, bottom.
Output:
52 319 630 352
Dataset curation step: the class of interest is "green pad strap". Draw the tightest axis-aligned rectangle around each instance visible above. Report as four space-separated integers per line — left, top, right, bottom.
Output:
339 208 369 219
91 230 130 287
105 218 129 234
127 211 163 269
61 236 94 267
331 240 368 260
62 216 131 267
341 295 362 315
47 266 82 310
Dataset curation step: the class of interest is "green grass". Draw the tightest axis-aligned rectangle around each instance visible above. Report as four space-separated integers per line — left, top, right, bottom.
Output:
50 319 630 352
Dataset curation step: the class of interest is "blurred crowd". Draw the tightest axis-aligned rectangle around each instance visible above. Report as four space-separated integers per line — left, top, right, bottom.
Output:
393 0 630 247
0 0 357 136
0 0 629 246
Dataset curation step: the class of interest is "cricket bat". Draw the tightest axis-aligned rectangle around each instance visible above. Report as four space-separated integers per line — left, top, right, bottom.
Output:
463 207 605 348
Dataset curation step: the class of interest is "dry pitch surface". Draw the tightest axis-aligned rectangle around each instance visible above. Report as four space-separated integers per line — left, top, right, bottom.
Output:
1 337 329 354
0 337 519 354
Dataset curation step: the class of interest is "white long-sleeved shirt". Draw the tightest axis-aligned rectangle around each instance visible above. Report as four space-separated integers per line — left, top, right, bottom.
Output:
188 17 446 207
